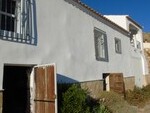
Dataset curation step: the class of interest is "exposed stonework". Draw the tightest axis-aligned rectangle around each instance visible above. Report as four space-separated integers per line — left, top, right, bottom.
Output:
143 33 150 73
80 80 103 99
124 76 135 90
145 74 150 85
144 49 150 73
79 74 150 100
80 76 135 99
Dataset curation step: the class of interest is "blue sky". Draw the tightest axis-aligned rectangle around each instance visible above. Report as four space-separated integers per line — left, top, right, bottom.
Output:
81 0 150 32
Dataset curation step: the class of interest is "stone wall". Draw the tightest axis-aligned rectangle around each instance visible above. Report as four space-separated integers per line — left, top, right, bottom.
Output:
80 76 136 98
80 80 103 99
144 49 150 73
145 74 150 85
124 76 135 90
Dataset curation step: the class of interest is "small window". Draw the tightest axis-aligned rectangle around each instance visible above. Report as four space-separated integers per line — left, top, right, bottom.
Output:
94 28 109 62
115 38 122 54
136 41 141 49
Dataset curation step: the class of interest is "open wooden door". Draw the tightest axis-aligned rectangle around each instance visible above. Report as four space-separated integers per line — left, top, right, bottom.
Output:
34 64 57 113
109 73 125 95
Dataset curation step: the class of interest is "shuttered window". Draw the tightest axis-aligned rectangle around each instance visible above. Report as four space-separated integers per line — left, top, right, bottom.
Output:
94 28 109 62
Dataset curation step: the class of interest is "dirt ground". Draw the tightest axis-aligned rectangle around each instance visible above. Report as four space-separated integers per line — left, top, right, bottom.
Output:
137 104 150 113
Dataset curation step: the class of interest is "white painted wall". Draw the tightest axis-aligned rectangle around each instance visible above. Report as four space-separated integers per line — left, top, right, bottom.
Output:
0 0 146 89
105 15 149 86
105 15 144 49
104 15 128 30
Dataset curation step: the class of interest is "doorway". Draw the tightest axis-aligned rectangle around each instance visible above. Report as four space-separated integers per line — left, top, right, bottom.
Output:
2 65 32 113
103 73 109 91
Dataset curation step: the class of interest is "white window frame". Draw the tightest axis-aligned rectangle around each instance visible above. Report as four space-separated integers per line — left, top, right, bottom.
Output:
94 28 109 62
115 37 122 54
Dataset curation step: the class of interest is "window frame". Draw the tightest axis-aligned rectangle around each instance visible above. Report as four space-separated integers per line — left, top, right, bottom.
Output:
136 41 141 49
0 0 17 32
115 37 122 54
0 0 37 45
94 28 109 62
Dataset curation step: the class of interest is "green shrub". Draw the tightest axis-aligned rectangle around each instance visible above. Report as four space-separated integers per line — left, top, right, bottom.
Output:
61 84 110 113
61 84 90 113
57 83 73 113
93 104 111 113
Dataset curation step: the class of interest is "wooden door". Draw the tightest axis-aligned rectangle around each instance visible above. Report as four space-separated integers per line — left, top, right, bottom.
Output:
109 73 125 94
34 65 56 113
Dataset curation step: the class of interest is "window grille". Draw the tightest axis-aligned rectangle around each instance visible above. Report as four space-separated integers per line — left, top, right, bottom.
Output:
0 0 16 32
0 0 37 45
94 28 109 62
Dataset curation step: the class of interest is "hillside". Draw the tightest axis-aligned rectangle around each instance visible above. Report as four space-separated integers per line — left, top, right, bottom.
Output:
143 33 150 42
143 33 150 73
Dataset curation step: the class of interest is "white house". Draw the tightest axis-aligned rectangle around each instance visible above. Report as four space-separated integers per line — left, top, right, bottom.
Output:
104 15 149 86
0 0 148 113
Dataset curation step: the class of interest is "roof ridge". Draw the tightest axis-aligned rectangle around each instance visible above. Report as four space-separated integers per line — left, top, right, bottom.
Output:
72 0 130 35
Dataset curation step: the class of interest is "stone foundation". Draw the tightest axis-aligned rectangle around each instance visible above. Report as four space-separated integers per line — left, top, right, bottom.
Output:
145 74 150 85
144 49 150 73
80 80 103 99
124 76 135 90
80 76 136 98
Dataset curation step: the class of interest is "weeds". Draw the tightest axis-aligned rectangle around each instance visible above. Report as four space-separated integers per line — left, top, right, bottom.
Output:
126 85 150 107
99 91 137 113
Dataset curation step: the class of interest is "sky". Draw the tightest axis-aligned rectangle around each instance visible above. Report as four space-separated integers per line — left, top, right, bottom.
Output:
81 0 150 32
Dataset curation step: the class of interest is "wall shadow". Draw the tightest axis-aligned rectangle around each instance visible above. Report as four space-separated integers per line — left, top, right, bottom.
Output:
57 73 78 83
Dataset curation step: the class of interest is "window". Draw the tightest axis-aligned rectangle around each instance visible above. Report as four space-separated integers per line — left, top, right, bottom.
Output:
130 34 136 47
0 0 37 45
136 41 141 49
94 28 109 62
0 0 17 32
115 38 122 54
130 37 135 47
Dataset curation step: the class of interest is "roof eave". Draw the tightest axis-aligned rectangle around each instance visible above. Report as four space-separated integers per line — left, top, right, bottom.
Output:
73 0 130 37
126 16 143 29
